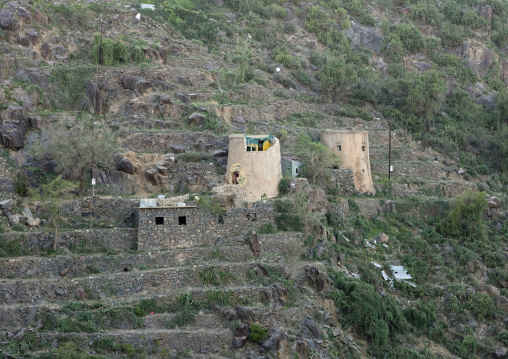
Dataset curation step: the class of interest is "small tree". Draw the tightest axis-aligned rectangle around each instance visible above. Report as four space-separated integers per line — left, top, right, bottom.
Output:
295 133 340 185
30 176 74 250
30 114 118 196
318 57 358 101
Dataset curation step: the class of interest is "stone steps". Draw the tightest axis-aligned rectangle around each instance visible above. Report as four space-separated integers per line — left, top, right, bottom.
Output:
0 232 302 279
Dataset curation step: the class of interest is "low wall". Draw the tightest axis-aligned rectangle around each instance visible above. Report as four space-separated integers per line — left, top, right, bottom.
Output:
1 229 137 253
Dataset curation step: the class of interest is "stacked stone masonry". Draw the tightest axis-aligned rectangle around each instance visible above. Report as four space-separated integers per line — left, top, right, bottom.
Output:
137 203 275 249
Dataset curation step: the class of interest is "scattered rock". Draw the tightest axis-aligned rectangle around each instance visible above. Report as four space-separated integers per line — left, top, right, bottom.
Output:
489 197 502 209
0 121 26 150
24 307 37 323
375 233 389 243
249 231 260 256
12 328 26 341
60 268 70 276
479 5 493 21
27 218 41 227
261 329 285 354
0 8 16 32
496 296 508 310
121 75 152 94
75 287 88 299
345 23 383 54
55 288 66 296
8 214 20 226
188 112 206 127
174 92 191 104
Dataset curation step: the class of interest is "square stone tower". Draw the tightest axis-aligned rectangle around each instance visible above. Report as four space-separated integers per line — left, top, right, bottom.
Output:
226 134 282 201
320 130 375 194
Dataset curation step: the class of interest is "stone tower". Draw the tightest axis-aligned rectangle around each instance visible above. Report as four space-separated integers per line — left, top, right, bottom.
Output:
226 134 282 201
320 130 375 194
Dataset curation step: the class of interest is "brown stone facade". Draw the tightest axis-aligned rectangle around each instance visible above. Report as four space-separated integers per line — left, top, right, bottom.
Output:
137 204 275 249
225 134 282 201
321 130 375 194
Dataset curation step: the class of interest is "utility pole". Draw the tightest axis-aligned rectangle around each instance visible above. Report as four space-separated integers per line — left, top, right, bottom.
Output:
388 120 392 180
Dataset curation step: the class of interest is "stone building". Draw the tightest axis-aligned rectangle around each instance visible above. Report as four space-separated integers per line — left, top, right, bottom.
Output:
320 129 375 194
281 157 302 178
137 202 274 249
225 134 282 201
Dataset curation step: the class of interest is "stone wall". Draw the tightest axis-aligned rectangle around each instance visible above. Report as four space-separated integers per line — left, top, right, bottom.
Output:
329 169 355 195
1 229 137 253
126 132 227 153
61 197 138 226
137 203 275 249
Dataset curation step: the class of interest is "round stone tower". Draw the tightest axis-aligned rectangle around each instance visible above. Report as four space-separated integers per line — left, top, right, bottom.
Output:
226 134 282 201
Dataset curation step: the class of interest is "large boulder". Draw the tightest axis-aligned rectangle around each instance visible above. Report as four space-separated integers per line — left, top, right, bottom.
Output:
188 112 206 127
84 81 103 114
0 8 16 32
0 121 26 150
117 158 135 175
121 75 152 94
345 23 383 54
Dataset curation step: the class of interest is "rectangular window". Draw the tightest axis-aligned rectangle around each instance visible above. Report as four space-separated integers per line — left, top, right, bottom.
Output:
338 145 342 151
362 146 365 152
258 140 264 151
155 217 164 225
178 216 187 225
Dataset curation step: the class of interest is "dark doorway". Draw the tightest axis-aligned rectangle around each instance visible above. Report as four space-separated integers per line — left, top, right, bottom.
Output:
232 171 239 184
155 217 164 225
178 216 187 225
258 140 264 151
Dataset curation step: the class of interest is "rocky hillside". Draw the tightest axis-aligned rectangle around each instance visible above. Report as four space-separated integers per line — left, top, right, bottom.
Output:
0 0 507 358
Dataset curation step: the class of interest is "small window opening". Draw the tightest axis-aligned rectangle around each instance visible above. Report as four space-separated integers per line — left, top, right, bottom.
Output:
232 171 239 185
218 215 224 224
295 168 298 174
247 146 252 151
155 217 164 225
258 140 264 151
178 216 187 225
362 145 365 152
338 145 342 151
362 169 365 172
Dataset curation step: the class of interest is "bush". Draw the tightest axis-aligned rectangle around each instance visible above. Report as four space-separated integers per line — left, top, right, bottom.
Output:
329 271 408 353
292 68 312 85
437 190 488 244
409 3 443 25
248 324 268 343
393 23 425 52
439 23 464 48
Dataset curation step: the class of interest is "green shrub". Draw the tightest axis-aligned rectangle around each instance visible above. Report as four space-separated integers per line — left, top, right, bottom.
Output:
443 2 463 24
382 34 404 62
462 9 488 29
499 330 508 345
0 236 28 257
409 3 443 25
329 271 408 353
439 23 464 48
393 23 425 52
248 324 268 343
167 306 196 328
318 29 351 54
279 177 292 195
258 223 276 234
437 190 488 244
